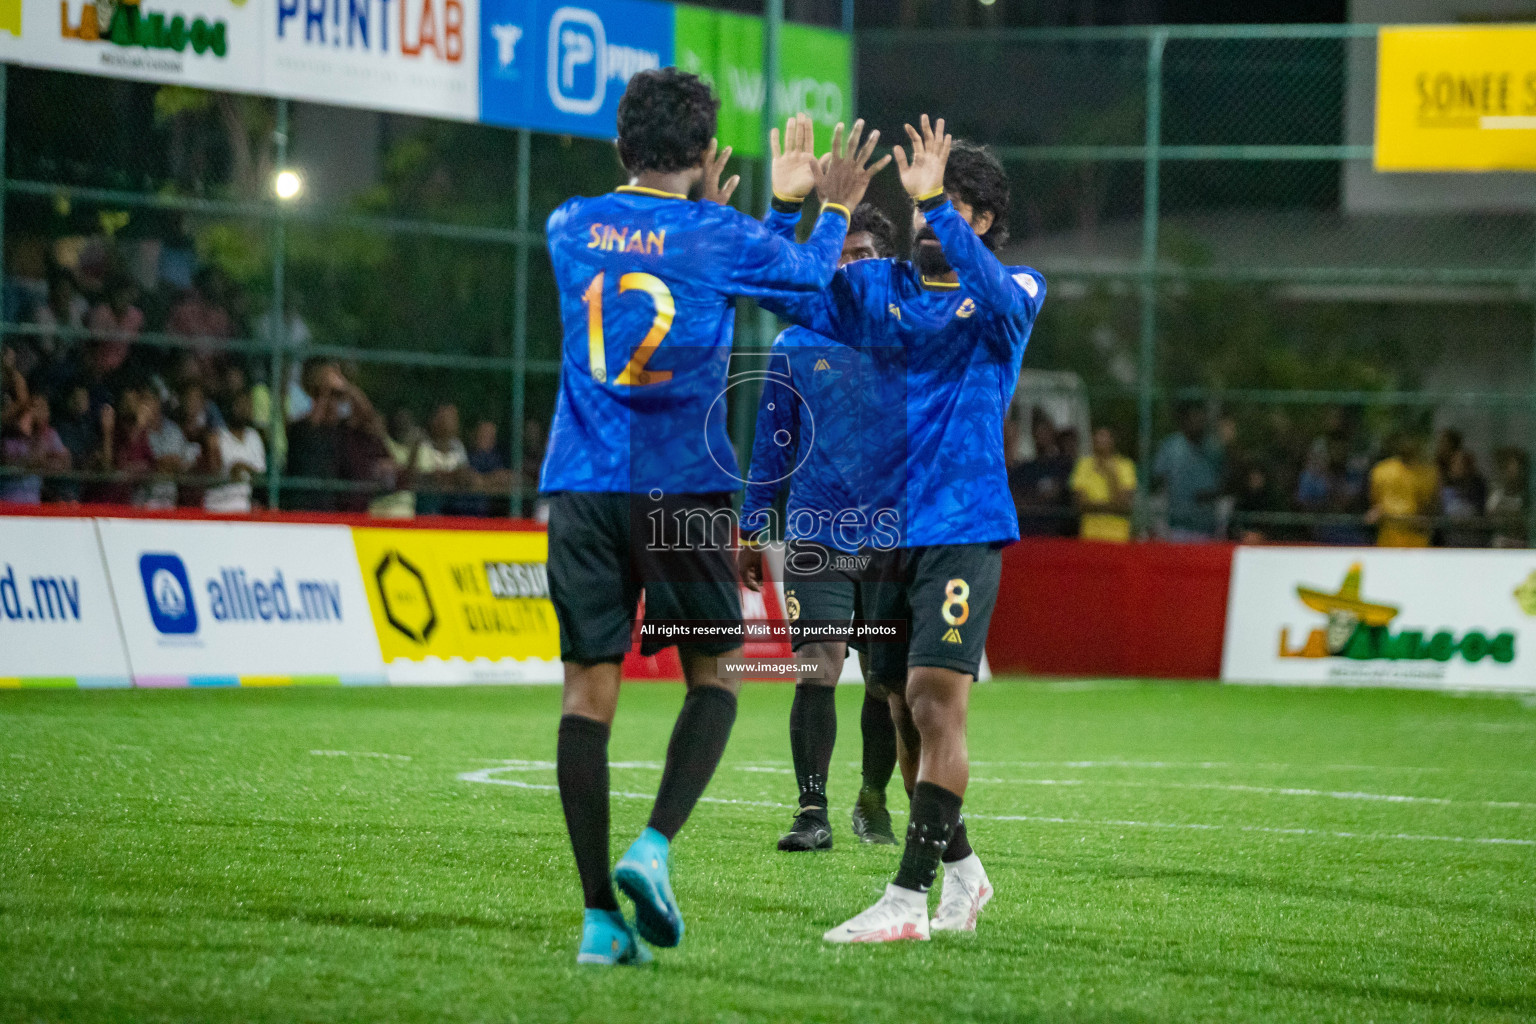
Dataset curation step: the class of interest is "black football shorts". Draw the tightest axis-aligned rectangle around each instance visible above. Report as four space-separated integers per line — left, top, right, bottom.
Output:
863 543 1003 685
546 491 742 663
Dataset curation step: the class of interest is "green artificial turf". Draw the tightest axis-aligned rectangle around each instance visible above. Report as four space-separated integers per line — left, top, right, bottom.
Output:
2 680 1534 1023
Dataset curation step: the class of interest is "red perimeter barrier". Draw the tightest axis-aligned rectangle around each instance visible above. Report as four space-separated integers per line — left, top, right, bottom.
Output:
988 539 1236 680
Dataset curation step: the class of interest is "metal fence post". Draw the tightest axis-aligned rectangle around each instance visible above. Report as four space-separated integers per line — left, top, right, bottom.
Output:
1135 30 1166 537
266 98 289 510
730 0 783 472
1529 251 1536 546
0 64 8 435
510 127 531 519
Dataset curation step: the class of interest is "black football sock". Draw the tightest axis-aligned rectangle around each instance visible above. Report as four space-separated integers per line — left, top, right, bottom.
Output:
556 714 619 912
893 781 962 893
647 685 739 841
942 815 974 863
860 692 898 793
789 683 837 811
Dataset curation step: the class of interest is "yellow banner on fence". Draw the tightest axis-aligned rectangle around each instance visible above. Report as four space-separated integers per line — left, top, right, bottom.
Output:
352 528 560 682
1375 25 1536 172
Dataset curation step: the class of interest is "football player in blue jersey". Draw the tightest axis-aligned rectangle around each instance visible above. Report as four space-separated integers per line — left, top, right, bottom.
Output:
539 68 890 966
736 204 908 852
760 116 1046 943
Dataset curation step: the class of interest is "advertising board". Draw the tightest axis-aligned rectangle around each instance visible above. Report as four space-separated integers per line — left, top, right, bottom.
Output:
352 526 561 683
96 518 385 685
0 516 131 688
1223 547 1536 692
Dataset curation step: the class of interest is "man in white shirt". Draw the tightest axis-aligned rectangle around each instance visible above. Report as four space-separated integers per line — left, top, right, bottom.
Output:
204 390 267 513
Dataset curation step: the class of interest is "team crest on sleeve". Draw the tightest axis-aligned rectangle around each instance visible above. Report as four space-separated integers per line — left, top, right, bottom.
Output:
887 304 902 320
955 298 976 319
1012 272 1040 297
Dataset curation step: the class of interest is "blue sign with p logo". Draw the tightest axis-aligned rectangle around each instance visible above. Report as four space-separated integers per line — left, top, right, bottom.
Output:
480 0 674 138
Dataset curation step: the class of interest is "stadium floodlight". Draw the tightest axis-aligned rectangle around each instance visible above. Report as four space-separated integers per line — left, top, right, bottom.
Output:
273 169 304 201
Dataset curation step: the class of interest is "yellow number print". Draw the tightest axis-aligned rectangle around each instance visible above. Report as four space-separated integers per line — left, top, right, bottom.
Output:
583 271 675 386
941 578 970 626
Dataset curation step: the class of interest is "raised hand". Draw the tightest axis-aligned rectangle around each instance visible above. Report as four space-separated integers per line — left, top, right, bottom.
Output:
893 114 952 199
770 112 818 202
700 139 739 206
810 118 892 212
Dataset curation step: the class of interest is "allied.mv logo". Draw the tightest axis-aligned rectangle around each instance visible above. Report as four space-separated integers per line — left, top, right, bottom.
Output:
139 553 198 635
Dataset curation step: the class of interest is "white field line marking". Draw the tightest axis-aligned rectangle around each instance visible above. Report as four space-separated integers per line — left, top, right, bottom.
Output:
310 749 412 761
968 759 1536 778
968 777 1536 811
456 765 1535 846
456 764 793 809
969 812 1536 847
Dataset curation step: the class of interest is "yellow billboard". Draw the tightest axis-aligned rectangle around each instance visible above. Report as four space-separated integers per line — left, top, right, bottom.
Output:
352 527 561 683
1375 25 1536 172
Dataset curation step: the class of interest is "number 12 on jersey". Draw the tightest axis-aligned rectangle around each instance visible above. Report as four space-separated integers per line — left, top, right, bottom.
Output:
584 271 675 386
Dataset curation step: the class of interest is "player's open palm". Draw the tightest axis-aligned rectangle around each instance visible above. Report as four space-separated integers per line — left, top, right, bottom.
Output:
894 114 952 199
811 119 891 212
770 113 819 202
701 139 739 206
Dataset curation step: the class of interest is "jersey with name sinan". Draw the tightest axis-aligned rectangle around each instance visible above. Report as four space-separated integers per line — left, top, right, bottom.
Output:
760 199 1046 548
539 187 848 495
742 324 907 553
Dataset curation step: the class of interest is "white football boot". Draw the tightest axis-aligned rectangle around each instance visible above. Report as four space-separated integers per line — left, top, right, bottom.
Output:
823 884 931 943
930 853 993 933
927 853 989 933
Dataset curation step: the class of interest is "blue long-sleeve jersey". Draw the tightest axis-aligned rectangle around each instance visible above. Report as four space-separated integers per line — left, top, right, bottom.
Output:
741 325 907 553
539 187 849 495
759 199 1046 548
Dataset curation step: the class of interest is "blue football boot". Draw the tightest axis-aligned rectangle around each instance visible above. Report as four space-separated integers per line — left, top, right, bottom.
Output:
613 827 684 948
576 908 652 966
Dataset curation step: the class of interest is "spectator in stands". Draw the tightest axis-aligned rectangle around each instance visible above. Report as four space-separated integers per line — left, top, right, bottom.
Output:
1057 425 1080 466
203 389 267 514
168 267 235 381
1367 433 1438 548
51 384 111 503
1068 426 1135 542
1153 403 1225 541
414 402 470 516
1 394 70 505
448 418 511 517
1229 459 1287 543
108 385 156 507
1434 427 1465 481
1011 408 1074 536
168 267 234 342
1439 449 1489 548
1487 447 1529 549
1294 442 1370 545
144 388 197 509
2 346 30 434
85 273 144 380
284 361 390 512
22 268 88 387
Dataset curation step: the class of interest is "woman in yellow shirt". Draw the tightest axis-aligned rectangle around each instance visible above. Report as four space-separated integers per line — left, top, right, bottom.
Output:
1070 427 1137 542
1367 434 1439 547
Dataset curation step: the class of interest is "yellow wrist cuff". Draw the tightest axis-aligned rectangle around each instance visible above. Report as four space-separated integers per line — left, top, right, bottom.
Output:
914 186 946 202
772 190 807 204
821 201 851 219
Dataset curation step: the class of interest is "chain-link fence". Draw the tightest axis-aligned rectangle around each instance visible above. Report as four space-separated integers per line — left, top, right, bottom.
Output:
4 24 1535 544
860 24 1536 545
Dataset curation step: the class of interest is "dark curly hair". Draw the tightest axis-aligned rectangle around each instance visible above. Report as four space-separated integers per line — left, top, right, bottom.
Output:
615 68 719 175
944 140 1011 250
848 203 897 258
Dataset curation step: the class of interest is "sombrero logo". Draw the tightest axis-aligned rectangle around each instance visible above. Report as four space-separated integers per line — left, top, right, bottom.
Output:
1280 563 1515 665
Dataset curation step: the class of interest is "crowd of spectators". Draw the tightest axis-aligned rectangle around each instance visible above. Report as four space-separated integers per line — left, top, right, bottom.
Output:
1 260 538 517
1010 403 1531 549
